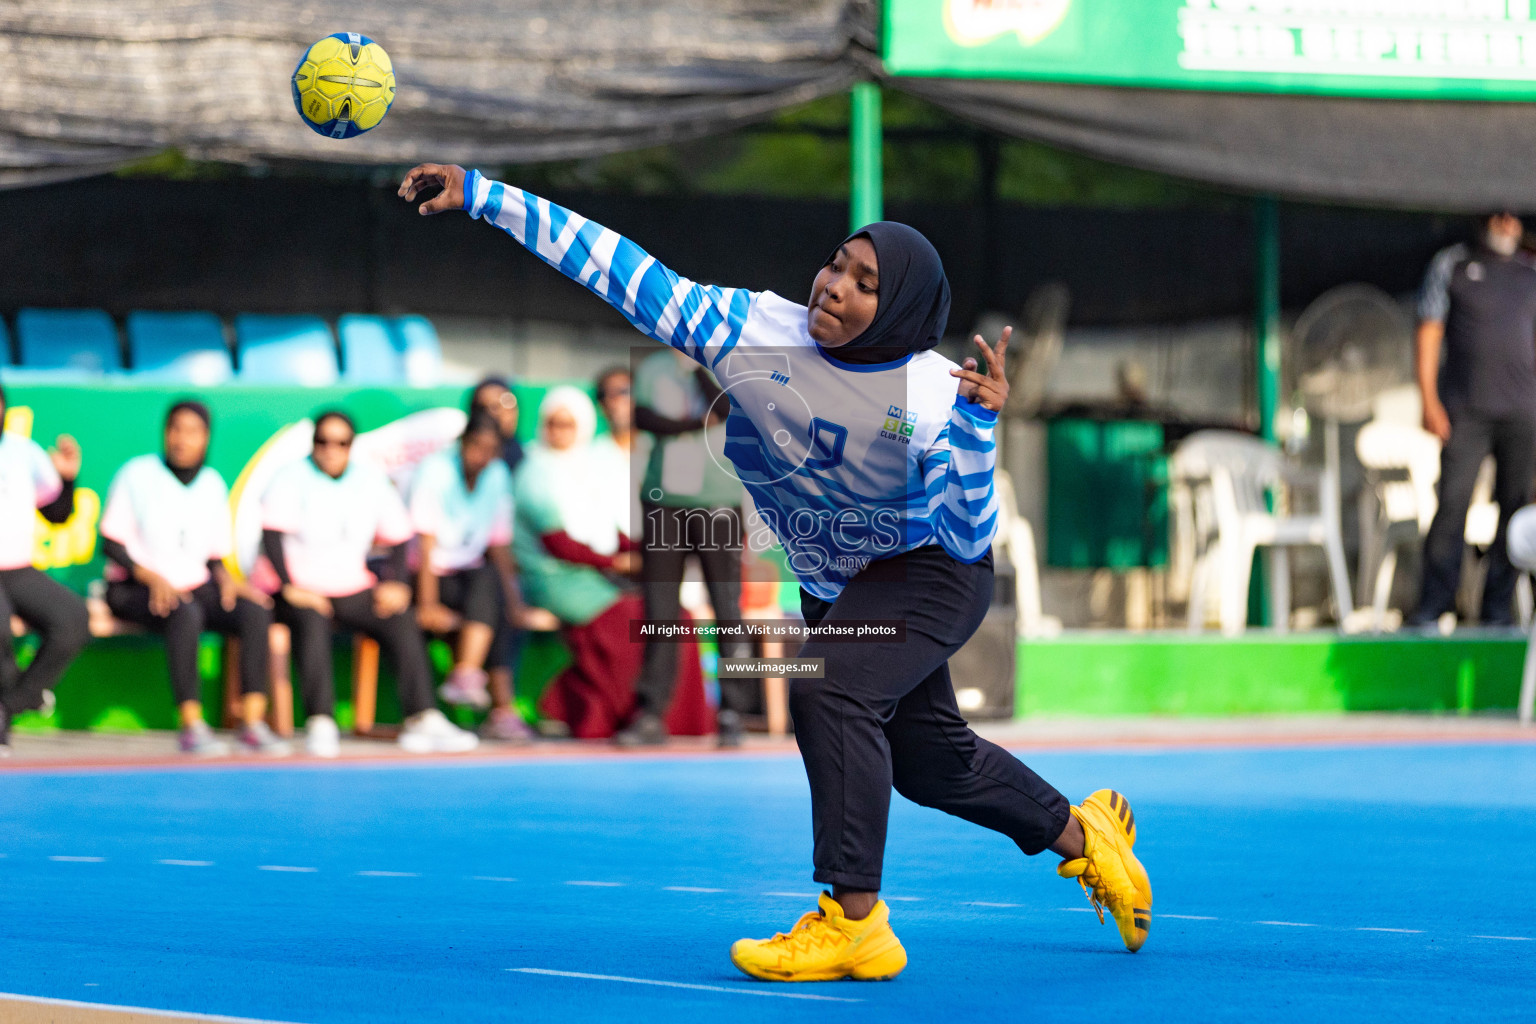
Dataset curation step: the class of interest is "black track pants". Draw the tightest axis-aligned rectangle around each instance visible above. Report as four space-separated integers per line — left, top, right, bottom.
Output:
635 503 754 717
107 580 271 705
0 566 90 714
275 589 433 718
792 545 1071 892
1414 412 1536 624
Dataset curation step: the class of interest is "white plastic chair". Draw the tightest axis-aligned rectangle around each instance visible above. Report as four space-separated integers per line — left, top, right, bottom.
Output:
1355 420 1442 630
1173 430 1353 635
1504 505 1536 726
994 469 1059 639
1355 417 1521 629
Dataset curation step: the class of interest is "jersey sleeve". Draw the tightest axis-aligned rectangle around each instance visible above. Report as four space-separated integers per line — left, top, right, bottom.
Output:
373 474 415 547
97 464 138 545
1418 244 1464 323
489 465 514 547
462 169 756 371
919 397 1000 563
261 464 306 534
27 439 62 508
205 473 234 561
407 457 448 538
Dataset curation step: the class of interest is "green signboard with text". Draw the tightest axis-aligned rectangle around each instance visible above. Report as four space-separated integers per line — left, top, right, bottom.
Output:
885 0 1536 100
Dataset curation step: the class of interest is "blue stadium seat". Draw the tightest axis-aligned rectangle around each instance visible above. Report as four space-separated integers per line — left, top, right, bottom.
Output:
234 315 339 386
126 311 234 385
392 315 443 386
338 314 403 384
15 308 121 375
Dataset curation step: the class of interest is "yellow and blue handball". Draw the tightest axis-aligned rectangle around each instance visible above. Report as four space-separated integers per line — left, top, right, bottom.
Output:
291 32 396 139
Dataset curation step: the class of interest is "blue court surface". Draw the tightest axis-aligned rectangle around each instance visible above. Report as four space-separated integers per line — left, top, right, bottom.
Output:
3 741 1534 1023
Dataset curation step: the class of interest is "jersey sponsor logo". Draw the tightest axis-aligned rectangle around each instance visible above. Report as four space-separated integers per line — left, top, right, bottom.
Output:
879 404 918 445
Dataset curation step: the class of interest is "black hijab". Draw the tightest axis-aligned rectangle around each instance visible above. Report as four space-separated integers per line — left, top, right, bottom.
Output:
819 222 951 366
163 399 211 485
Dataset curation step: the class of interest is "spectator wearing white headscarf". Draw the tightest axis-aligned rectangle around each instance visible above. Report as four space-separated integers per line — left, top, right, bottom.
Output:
515 386 707 739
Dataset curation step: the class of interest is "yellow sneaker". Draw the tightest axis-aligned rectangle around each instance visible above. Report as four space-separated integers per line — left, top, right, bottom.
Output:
1057 789 1153 952
730 892 908 982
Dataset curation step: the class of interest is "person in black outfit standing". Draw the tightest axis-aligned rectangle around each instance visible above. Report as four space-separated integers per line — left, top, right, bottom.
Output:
1411 211 1536 628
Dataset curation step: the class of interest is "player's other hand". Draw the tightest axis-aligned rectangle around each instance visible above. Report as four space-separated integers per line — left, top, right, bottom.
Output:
50 434 82 482
951 325 1012 412
398 163 466 216
416 601 461 634
373 580 413 618
282 585 334 619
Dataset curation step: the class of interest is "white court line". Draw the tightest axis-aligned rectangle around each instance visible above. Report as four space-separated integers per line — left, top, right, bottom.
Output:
1357 927 1422 934
1163 914 1219 921
473 876 518 882
968 901 1020 908
357 870 418 877
510 968 861 1003
1059 907 1096 913
1256 921 1316 927
565 880 624 887
258 865 317 873
884 896 923 902
1471 934 1533 941
762 892 818 898
664 886 725 893
158 859 214 867
49 855 104 862
0 991 310 1023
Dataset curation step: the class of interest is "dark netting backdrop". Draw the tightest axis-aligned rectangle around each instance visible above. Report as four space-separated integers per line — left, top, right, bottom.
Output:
0 0 867 187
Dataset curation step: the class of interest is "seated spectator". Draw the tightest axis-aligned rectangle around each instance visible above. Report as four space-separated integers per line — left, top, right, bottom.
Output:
409 410 531 741
260 411 478 758
469 375 524 475
0 380 91 755
514 387 709 739
100 401 287 756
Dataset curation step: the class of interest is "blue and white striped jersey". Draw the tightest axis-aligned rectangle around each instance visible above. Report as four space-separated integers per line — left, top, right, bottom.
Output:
463 169 998 600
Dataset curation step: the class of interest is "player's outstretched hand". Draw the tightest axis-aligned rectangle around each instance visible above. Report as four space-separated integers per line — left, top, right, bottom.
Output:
398 163 467 215
951 325 1012 412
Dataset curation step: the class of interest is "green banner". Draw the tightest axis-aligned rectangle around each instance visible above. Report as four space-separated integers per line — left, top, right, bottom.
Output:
884 0 1536 100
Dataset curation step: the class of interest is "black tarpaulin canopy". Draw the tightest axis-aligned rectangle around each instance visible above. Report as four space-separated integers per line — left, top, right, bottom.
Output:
4 0 1536 211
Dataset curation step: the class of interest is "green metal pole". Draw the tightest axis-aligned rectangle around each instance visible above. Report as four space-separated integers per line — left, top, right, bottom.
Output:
1252 195 1282 626
849 82 883 231
1255 196 1281 445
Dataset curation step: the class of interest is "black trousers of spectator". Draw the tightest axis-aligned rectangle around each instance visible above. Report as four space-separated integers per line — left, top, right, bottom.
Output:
424 563 509 665
636 503 754 718
1414 412 1536 625
107 580 271 705
792 545 1071 892
0 566 90 715
276 589 433 719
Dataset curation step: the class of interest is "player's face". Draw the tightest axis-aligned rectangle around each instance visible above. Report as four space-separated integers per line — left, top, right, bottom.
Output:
475 384 519 438
461 428 500 478
599 374 632 434
807 236 879 347
164 410 209 471
312 420 354 478
544 409 579 451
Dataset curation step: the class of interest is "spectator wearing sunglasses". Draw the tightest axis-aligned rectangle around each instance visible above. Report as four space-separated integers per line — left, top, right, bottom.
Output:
259 410 478 757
